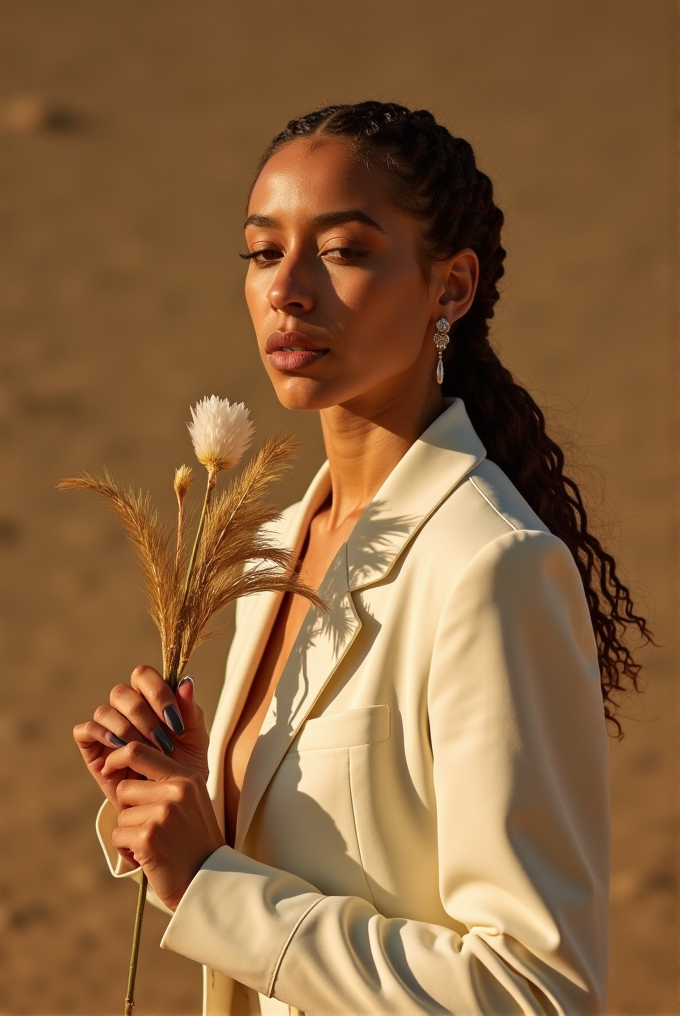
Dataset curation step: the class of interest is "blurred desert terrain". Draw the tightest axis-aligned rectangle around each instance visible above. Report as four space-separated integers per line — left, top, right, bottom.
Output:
0 2 676 1013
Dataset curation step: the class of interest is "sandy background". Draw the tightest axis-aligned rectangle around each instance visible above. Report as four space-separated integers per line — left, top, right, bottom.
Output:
0 2 676 1013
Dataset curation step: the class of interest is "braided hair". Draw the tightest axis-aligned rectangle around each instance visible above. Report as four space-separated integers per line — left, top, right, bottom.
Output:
257 100 651 734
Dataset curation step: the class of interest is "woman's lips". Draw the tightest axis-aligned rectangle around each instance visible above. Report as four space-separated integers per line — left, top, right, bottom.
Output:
269 348 328 371
265 331 329 372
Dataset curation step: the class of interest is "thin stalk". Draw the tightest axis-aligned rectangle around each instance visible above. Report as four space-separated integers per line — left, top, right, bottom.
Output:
123 472 214 1016
175 498 185 568
166 474 214 691
123 872 148 1016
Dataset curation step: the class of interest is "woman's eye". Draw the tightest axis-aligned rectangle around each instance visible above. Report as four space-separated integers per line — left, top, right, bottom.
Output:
321 247 369 264
240 246 368 267
240 248 283 266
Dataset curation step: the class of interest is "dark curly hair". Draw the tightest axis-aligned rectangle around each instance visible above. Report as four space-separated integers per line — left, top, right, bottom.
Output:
258 100 651 735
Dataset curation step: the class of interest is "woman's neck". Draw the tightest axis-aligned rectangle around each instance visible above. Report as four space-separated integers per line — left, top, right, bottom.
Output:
319 375 445 529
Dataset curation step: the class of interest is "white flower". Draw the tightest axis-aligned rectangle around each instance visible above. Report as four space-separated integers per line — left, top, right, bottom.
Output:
187 395 254 476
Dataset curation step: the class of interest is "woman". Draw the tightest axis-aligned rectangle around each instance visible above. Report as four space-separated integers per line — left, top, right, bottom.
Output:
75 102 649 1015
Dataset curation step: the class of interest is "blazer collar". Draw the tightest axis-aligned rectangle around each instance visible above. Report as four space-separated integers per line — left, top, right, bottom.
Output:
346 397 486 590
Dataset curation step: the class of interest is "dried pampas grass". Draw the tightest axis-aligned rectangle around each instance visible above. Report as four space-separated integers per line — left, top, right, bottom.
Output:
58 433 325 689
57 469 183 675
177 434 325 673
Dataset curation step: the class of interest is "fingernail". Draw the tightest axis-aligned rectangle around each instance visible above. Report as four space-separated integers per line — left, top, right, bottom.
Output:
163 705 185 735
107 733 127 747
152 726 174 754
178 675 193 690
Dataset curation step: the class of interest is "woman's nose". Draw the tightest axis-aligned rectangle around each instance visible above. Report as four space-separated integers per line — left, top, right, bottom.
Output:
267 254 314 315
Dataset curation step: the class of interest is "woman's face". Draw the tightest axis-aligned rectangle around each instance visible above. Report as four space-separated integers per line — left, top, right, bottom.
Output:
244 139 470 414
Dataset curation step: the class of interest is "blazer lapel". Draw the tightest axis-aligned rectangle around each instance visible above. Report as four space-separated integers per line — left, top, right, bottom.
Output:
347 398 486 590
206 461 331 832
234 538 361 850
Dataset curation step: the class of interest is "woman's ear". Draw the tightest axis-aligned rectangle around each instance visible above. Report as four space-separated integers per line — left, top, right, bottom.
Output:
435 248 479 324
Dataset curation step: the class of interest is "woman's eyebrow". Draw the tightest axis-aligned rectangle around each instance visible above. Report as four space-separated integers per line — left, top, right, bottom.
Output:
244 210 385 232
244 213 279 228
311 210 386 232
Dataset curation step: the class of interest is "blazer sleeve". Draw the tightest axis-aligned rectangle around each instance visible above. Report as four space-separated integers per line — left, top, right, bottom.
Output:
160 529 610 1015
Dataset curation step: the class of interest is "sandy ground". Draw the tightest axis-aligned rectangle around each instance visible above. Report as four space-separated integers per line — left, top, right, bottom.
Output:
0 2 676 1013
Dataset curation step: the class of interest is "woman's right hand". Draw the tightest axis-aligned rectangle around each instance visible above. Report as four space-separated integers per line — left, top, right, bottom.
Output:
73 666 210 813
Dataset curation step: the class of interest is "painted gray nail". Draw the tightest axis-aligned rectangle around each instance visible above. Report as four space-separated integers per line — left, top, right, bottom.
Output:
107 733 127 747
163 705 184 735
178 675 193 688
152 726 174 754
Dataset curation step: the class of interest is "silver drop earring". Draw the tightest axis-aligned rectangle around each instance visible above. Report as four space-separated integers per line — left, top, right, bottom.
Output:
433 317 450 385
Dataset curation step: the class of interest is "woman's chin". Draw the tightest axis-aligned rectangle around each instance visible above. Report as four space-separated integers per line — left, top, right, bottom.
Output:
270 374 347 412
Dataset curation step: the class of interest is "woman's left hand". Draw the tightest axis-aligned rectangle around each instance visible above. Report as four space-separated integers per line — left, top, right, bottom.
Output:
102 742 225 911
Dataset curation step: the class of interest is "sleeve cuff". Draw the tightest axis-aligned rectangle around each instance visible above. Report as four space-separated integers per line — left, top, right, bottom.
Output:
160 845 323 998
95 799 173 917
96 799 139 878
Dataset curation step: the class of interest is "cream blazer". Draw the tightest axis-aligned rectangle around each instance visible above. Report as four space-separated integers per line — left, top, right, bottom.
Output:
97 398 609 1016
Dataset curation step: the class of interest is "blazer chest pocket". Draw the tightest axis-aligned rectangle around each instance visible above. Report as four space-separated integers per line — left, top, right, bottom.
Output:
255 705 391 903
292 704 391 753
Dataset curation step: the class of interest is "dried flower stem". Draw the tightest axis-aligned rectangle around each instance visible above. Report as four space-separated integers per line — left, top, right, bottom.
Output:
176 508 184 566
166 474 214 690
125 473 217 1012
174 465 193 569
124 872 148 1016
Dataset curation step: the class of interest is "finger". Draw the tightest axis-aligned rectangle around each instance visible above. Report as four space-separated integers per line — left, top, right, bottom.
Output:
110 823 148 862
109 684 175 754
75 718 127 755
74 719 107 756
102 741 191 782
116 801 166 826
131 665 186 736
73 720 122 772
115 846 139 867
73 721 131 808
175 675 205 732
116 777 184 809
93 702 154 748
